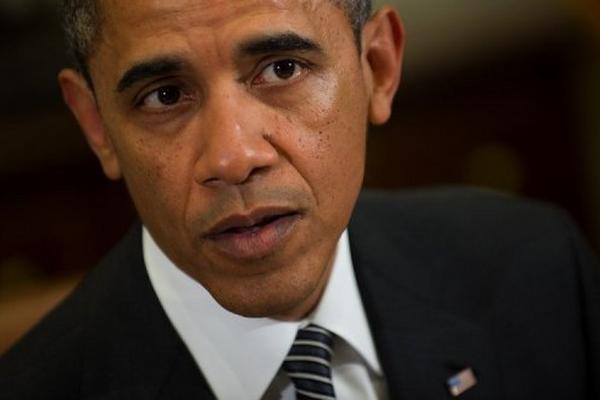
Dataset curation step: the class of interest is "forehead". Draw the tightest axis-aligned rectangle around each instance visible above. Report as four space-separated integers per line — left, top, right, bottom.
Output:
97 0 348 46
93 0 352 75
100 0 338 26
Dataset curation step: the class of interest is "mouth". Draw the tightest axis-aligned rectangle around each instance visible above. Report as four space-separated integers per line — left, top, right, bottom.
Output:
204 208 302 260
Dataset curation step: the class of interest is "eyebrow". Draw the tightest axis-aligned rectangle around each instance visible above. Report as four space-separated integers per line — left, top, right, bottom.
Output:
237 32 322 57
115 33 321 93
116 57 185 93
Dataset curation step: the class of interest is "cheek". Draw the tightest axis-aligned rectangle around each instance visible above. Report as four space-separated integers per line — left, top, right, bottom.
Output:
288 72 366 153
111 128 193 230
277 70 368 214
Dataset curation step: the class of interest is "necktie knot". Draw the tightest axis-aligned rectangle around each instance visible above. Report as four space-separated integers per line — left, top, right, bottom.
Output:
283 324 336 400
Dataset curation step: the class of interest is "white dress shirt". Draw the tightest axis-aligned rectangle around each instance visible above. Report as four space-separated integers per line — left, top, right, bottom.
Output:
144 228 388 400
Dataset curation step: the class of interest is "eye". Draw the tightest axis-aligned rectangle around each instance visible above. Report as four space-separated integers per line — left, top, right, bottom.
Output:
254 60 306 85
139 85 183 110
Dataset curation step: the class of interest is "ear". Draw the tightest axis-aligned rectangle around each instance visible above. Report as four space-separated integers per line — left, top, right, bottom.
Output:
361 6 405 125
58 69 122 180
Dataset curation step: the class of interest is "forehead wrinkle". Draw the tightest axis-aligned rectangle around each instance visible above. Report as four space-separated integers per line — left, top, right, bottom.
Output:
99 1 291 60
94 0 348 85
101 0 338 32
102 0 285 31
96 0 348 64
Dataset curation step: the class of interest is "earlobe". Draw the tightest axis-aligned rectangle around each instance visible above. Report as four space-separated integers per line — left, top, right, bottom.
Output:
58 69 122 180
361 6 405 125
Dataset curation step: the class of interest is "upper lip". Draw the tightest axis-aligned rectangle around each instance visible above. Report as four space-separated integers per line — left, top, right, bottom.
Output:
205 207 299 237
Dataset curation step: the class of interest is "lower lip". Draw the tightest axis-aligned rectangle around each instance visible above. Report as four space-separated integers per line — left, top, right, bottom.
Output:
205 213 301 260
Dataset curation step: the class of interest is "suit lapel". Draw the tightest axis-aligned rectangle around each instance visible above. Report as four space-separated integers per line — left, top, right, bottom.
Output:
349 195 502 399
80 224 215 399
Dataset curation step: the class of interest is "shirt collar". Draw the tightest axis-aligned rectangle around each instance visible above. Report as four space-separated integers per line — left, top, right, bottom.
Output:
311 230 383 376
143 227 381 400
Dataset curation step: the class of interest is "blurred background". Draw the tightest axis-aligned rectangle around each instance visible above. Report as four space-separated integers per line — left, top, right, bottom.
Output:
0 0 599 353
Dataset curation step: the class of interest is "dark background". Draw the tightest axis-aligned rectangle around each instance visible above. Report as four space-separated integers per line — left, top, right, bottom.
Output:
1 0 599 352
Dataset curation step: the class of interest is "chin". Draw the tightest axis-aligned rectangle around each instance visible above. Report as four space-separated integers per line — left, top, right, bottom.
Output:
210 275 322 320
195 223 339 319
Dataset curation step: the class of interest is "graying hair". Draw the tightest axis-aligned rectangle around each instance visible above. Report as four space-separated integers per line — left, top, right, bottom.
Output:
61 0 372 84
62 0 100 85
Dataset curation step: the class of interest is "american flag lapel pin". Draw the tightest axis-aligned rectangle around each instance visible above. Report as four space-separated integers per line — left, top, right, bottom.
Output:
446 367 477 397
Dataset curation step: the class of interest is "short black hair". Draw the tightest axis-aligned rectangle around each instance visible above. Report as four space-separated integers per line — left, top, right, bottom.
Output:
61 0 373 85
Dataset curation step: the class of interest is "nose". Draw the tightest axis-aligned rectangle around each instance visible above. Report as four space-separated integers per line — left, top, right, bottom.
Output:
194 91 279 187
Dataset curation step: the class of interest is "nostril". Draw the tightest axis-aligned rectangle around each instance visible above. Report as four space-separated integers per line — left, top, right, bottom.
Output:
201 165 271 188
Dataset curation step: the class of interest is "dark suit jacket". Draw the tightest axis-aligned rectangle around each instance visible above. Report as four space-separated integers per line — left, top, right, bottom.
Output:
2 189 600 399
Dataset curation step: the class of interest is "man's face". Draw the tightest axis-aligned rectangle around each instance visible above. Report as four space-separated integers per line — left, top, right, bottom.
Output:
82 0 376 319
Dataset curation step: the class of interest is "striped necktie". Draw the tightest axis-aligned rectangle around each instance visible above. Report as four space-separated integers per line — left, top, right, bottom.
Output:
282 324 336 400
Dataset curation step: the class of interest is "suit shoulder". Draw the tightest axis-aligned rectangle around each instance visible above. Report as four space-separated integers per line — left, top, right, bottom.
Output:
356 186 558 218
350 187 586 294
0 225 143 399
354 187 570 246
0 280 86 399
